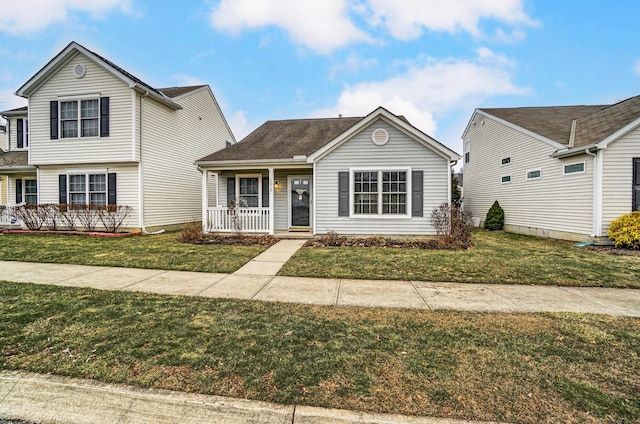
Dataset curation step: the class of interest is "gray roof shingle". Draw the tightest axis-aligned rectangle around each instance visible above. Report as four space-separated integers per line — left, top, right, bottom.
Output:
0 151 29 167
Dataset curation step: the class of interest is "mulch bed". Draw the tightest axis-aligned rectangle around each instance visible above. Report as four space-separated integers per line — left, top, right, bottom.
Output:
586 245 640 256
305 234 461 250
2 229 141 238
186 234 280 246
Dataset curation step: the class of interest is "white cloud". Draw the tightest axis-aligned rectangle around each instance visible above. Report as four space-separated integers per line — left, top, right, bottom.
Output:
210 0 371 54
0 0 131 35
171 74 206 87
329 54 379 80
365 0 535 40
634 59 640 76
314 49 530 135
229 110 253 140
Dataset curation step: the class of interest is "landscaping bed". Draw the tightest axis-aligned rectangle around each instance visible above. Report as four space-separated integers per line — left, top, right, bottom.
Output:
2 229 141 238
2 281 638 424
304 233 458 250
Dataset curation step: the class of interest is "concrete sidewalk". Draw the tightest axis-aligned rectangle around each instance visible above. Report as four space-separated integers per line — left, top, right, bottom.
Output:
0 260 638 316
0 371 498 424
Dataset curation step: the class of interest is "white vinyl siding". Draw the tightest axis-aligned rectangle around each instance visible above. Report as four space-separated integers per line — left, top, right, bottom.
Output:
6 116 28 151
36 164 139 228
140 87 234 228
600 125 640 235
315 119 448 235
29 54 132 165
563 161 586 175
463 113 594 237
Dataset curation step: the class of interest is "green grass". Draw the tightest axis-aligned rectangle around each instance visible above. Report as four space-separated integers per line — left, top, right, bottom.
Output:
1 281 638 423
0 232 265 273
279 230 640 288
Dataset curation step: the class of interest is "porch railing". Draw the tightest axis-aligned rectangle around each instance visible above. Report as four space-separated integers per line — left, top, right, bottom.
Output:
206 207 270 233
0 204 21 227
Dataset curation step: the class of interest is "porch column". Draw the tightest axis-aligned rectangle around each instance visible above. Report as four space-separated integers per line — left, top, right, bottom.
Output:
201 169 208 233
268 167 275 235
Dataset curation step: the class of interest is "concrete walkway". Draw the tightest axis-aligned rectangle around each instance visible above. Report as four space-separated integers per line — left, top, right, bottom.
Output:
233 239 307 276
0 260 638 316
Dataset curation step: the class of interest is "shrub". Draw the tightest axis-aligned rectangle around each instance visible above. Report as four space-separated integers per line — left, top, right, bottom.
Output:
11 204 48 230
98 205 132 233
429 202 473 248
608 211 640 249
484 200 504 231
177 221 204 243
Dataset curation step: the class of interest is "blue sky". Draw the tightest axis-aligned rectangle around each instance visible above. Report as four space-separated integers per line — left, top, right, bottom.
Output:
1 0 639 158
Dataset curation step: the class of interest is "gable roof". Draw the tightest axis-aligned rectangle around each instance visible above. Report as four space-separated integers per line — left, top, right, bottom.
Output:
15 41 181 110
197 116 362 162
196 107 460 165
0 106 28 116
159 85 208 99
474 94 640 152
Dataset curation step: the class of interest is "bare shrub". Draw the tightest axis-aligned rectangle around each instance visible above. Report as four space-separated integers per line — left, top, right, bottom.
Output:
98 205 132 233
176 221 204 243
76 205 100 231
59 204 79 230
11 204 47 230
43 204 63 230
228 197 248 235
429 202 473 248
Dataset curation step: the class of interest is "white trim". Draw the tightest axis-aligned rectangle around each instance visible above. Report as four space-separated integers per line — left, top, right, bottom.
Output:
57 93 101 101
526 168 542 180
131 90 137 161
463 140 470 164
349 167 412 219
64 171 109 205
58 97 100 139
595 150 603 236
472 110 568 150
371 128 389 145
501 175 512 184
201 169 208 232
563 161 586 175
287 175 313 229
268 168 275 235
312 162 317 235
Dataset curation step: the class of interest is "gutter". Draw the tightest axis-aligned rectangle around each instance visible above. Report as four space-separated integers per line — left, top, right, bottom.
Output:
584 147 601 238
551 143 598 159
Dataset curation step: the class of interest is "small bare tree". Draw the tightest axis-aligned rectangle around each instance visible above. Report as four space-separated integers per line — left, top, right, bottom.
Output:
429 202 473 248
228 197 248 236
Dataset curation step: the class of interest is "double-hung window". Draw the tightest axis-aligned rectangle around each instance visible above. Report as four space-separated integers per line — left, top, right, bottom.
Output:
60 98 99 138
353 169 408 216
238 176 260 207
24 180 37 204
68 174 107 206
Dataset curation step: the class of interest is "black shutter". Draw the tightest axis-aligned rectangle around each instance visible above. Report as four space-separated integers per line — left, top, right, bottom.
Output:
15 179 23 204
411 170 423 217
58 175 67 204
338 171 349 217
227 177 235 206
100 97 109 137
17 119 24 149
50 101 58 139
633 158 640 211
262 177 269 207
108 173 117 205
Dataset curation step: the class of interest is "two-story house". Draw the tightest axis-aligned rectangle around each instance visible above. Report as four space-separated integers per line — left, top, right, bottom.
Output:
0 41 235 231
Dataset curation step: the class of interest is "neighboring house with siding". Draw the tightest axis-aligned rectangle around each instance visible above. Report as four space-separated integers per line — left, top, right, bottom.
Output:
0 41 235 230
462 94 640 241
196 107 460 235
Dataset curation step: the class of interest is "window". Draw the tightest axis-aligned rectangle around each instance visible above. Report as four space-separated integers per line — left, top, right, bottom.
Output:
464 141 470 163
526 169 541 180
501 175 511 184
22 179 37 204
501 157 511 165
238 176 260 207
67 173 107 205
16 118 28 149
564 162 585 175
353 170 408 216
60 98 99 138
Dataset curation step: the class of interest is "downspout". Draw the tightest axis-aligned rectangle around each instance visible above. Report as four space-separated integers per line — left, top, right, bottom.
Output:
138 91 165 235
585 148 599 237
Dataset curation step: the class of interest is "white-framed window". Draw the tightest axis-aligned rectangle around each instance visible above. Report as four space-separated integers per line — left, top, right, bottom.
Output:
501 175 511 184
351 168 410 217
68 173 107 205
60 98 99 138
501 157 511 166
464 141 470 163
563 161 586 175
236 174 261 207
526 169 541 180
24 179 37 204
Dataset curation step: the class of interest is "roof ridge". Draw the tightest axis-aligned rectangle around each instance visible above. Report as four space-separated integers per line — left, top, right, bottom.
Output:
577 94 640 120
264 116 363 123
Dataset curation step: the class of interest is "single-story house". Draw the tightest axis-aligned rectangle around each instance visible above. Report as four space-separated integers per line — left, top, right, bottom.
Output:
462 94 640 241
196 107 460 236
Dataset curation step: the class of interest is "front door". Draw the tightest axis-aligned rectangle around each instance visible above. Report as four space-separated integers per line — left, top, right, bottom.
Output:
289 176 311 228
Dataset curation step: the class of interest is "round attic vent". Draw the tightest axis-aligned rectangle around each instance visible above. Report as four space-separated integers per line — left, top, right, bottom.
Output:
73 64 86 79
371 128 389 145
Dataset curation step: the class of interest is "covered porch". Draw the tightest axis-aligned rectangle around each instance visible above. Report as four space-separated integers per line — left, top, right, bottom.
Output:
200 163 313 235
0 152 37 227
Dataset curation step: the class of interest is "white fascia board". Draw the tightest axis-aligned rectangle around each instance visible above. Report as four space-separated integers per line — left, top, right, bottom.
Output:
132 85 182 110
476 110 567 150
196 158 312 170
461 109 480 140
595 117 640 148
308 106 460 163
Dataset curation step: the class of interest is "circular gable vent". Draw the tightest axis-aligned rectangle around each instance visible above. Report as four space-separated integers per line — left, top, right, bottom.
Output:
371 128 389 145
73 64 86 79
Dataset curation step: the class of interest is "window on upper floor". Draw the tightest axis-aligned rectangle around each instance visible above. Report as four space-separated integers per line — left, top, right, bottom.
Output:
501 157 511 166
16 118 28 149
526 169 541 180
563 162 585 175
501 175 511 184
51 97 109 140
464 141 470 163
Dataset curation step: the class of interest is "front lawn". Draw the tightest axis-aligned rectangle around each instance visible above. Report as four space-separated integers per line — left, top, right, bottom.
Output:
0 232 265 274
279 230 640 288
1 282 638 424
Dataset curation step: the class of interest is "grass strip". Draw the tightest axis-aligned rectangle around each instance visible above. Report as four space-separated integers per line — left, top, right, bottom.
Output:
1 281 638 423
